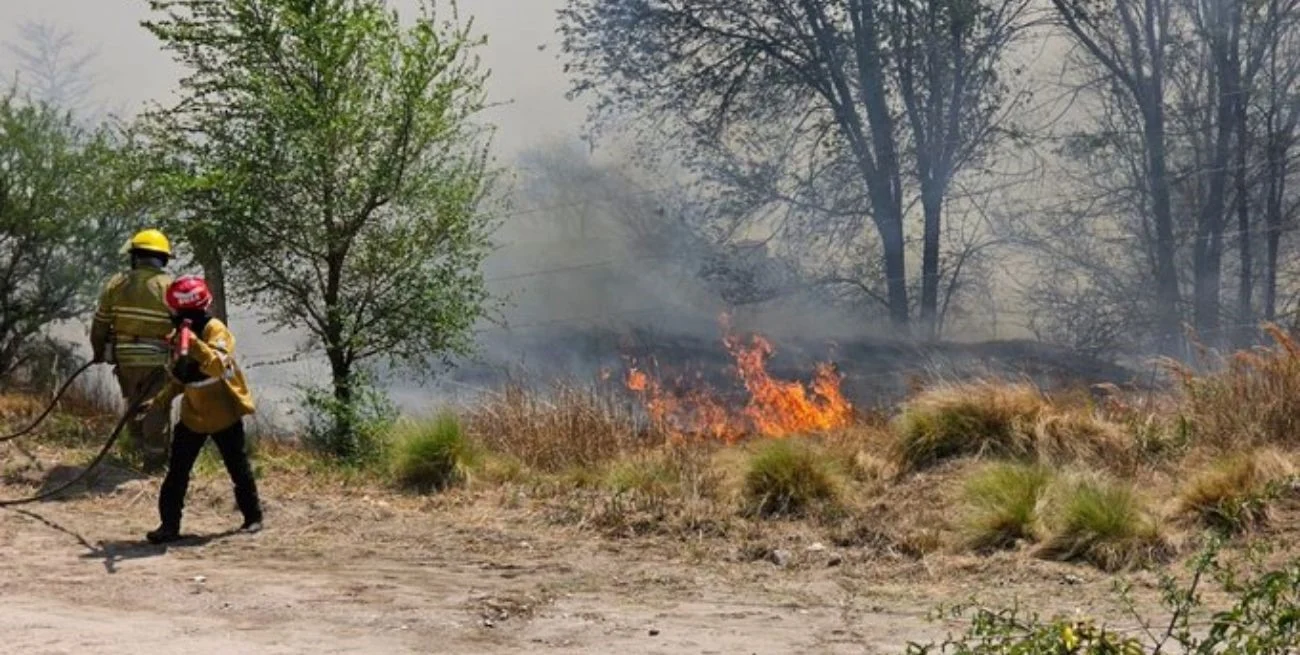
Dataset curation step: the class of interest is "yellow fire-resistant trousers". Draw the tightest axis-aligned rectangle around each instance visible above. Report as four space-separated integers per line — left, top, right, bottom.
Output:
114 365 171 469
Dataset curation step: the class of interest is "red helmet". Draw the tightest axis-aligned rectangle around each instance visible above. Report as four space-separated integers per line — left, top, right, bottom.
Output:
165 275 213 312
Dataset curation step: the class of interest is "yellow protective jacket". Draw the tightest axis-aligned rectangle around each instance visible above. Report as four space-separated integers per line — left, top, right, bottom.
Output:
153 318 256 434
91 266 174 367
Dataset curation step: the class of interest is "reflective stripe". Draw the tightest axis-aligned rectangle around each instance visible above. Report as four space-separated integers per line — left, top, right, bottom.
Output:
186 377 222 388
114 342 170 353
114 307 171 319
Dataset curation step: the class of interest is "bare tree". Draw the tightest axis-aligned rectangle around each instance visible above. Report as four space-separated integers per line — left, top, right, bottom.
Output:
5 21 98 118
560 0 1033 337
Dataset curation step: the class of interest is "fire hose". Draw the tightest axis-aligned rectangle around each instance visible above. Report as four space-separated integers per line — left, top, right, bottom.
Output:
0 360 97 444
0 368 165 508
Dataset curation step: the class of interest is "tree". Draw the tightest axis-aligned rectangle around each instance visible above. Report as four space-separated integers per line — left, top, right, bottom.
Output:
0 89 140 382
5 20 100 119
559 0 1032 338
143 0 498 439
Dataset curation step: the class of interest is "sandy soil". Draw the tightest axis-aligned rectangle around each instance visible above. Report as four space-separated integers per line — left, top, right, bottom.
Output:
0 458 1186 655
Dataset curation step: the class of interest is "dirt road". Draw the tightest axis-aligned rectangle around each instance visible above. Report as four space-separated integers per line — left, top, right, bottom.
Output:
0 466 1150 654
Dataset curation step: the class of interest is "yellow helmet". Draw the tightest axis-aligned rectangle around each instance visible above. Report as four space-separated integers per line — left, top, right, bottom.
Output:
121 229 172 256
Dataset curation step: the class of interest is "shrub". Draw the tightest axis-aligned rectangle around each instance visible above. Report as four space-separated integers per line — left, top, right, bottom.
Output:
389 413 477 493
961 462 1053 551
298 373 396 464
1176 448 1295 534
907 543 1300 653
891 382 1045 470
742 439 840 517
1036 473 1166 572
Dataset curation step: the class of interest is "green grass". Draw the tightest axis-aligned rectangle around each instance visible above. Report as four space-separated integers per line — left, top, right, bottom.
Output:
962 462 1053 551
388 413 478 493
1037 474 1166 572
742 439 841 517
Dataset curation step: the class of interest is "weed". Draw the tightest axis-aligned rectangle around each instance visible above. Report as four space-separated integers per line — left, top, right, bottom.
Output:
742 439 841 517
961 462 1053 551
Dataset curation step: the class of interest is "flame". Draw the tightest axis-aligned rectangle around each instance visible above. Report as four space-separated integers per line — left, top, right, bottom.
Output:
622 316 852 440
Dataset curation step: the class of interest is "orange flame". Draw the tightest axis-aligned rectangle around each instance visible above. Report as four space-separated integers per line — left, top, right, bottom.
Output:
622 316 852 440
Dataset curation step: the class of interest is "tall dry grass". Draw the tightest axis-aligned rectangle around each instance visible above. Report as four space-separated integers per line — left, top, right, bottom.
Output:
1174 324 1300 450
463 382 664 473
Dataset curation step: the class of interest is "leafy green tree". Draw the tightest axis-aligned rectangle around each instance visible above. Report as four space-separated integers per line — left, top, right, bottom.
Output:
0 89 143 382
142 0 499 449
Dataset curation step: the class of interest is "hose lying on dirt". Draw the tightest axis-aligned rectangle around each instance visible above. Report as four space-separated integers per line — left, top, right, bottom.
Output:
0 368 162 508
0 361 97 444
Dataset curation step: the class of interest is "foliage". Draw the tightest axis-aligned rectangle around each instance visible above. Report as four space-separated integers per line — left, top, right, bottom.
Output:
299 371 396 463
0 89 143 383
961 462 1053 551
742 439 841 517
142 0 499 418
906 541 1300 653
389 412 476 493
892 382 1045 469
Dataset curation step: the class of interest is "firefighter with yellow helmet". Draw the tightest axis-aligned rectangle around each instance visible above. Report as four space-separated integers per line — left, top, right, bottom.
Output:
90 229 175 473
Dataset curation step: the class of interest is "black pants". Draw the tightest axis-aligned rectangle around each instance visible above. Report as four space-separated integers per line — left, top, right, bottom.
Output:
158 420 262 529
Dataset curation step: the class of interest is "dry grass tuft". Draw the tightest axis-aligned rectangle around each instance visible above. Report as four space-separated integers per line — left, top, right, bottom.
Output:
1036 472 1167 572
1175 448 1296 534
961 462 1053 551
1175 324 1300 450
890 381 1132 472
1032 409 1135 472
464 382 660 473
891 381 1046 470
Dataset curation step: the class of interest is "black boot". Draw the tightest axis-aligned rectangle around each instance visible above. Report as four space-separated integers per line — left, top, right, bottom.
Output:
146 524 181 544
239 513 263 534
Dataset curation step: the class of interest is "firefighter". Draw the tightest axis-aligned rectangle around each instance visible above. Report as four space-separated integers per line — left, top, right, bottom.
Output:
91 229 175 473
138 275 263 544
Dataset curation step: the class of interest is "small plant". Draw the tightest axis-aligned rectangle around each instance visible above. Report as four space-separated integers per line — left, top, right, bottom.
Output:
1036 473 1165 572
961 462 1053 551
389 413 477 493
1175 448 1295 534
742 439 840 517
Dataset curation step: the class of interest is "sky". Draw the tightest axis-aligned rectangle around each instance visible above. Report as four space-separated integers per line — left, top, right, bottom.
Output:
0 0 585 159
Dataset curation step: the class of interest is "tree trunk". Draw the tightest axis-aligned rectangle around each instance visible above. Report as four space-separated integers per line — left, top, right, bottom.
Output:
1265 142 1285 321
919 184 942 341
1145 106 1183 355
877 215 910 330
188 230 229 324
1236 92 1253 345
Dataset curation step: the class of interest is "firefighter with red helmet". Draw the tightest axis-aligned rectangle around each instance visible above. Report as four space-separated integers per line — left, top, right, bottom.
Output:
137 275 263 544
